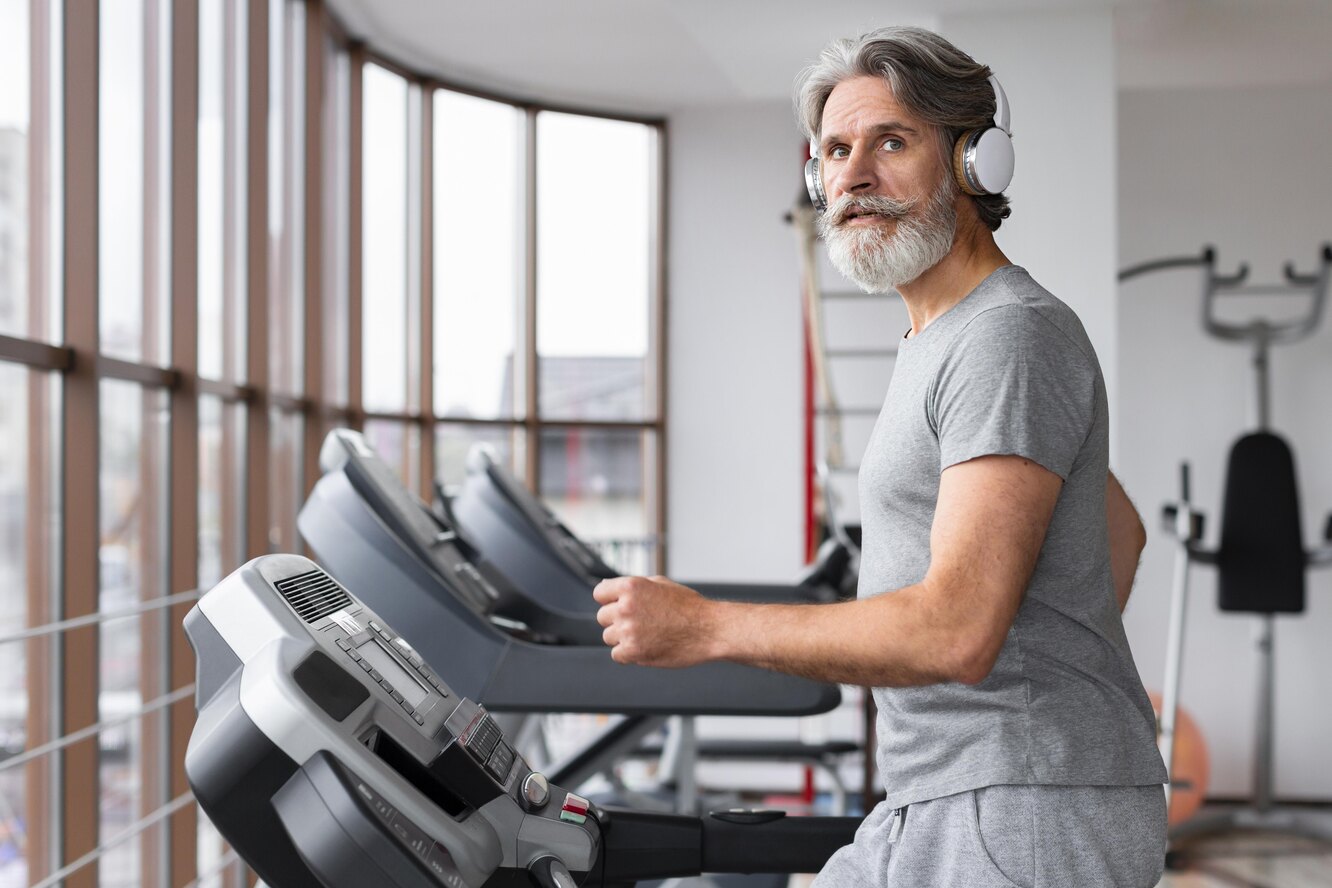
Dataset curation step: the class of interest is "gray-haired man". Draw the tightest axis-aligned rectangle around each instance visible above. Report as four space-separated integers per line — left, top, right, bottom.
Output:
595 27 1168 886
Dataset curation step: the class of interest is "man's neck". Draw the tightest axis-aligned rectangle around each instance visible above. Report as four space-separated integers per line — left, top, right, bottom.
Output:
898 216 1009 339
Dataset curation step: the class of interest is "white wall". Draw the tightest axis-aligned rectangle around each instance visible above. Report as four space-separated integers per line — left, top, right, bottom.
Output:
667 102 809 582
1118 83 1332 800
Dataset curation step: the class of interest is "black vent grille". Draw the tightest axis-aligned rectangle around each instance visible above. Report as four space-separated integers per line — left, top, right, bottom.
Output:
273 569 351 623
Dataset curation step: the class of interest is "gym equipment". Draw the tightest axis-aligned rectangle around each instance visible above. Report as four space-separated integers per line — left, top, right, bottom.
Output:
296 429 838 718
184 554 861 887
803 73 1014 213
446 444 858 614
1124 245 1332 845
299 430 857 811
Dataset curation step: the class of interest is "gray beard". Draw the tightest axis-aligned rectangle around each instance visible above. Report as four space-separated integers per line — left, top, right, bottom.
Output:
818 182 958 294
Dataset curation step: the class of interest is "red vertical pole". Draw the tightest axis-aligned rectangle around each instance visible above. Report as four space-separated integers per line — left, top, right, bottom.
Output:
803 310 816 563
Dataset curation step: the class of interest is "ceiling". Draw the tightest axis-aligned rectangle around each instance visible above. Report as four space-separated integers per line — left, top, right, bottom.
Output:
324 0 1332 116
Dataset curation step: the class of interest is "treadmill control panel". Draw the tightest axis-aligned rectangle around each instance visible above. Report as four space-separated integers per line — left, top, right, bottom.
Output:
326 611 447 730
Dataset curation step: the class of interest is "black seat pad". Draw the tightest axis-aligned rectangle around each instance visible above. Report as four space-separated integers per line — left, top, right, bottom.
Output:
1218 432 1306 613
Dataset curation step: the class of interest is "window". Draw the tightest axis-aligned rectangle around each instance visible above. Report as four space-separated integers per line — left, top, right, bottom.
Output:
536 112 654 422
361 64 409 414
0 6 665 885
432 91 524 421
425 93 664 569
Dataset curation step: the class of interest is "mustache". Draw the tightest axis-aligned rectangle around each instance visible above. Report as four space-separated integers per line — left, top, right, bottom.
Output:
824 193 920 227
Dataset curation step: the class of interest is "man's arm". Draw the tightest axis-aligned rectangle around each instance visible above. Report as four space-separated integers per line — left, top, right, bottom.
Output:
1106 470 1147 613
594 454 1063 688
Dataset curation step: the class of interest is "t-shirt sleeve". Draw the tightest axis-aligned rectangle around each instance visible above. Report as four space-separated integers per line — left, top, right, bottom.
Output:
930 304 1098 480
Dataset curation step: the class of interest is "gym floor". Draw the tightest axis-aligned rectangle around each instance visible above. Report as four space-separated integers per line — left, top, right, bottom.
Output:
782 820 1332 887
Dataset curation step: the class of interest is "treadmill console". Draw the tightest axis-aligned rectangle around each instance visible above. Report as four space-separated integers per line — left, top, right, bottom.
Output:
185 554 599 888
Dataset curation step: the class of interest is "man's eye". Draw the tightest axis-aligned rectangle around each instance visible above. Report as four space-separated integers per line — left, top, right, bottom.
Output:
829 146 850 159
882 138 904 152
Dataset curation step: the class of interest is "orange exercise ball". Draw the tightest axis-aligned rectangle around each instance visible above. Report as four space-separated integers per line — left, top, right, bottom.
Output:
1148 692 1210 826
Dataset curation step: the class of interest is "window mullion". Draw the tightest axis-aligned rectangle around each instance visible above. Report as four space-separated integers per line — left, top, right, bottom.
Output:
60 3 101 885
167 0 201 881
522 107 538 488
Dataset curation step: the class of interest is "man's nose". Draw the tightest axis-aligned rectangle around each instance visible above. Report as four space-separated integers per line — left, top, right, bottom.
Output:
834 148 878 199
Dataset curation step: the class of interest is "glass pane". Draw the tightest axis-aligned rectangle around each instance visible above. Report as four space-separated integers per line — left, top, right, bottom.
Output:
0 364 27 883
199 395 245 589
197 0 224 379
538 427 656 574
362 64 408 412
198 0 246 382
99 0 146 361
537 113 652 420
0 0 63 346
98 380 170 888
433 423 524 490
433 91 524 420
363 419 417 495
321 39 350 406
0 365 59 884
268 0 304 397
268 407 303 552
0 0 29 339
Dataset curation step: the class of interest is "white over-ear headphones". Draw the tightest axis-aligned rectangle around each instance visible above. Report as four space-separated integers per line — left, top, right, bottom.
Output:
804 74 1014 213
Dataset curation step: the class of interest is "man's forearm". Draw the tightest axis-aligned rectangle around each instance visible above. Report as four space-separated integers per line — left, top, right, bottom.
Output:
704 583 985 688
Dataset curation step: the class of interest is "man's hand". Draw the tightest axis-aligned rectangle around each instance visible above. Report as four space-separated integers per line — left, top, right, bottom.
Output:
593 576 721 668
1106 471 1147 612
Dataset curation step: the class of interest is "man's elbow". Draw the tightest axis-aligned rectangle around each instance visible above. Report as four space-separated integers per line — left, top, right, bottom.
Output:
1130 514 1148 553
946 634 1003 686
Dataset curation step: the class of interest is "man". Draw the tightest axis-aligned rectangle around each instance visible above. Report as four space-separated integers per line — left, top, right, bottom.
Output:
594 27 1168 887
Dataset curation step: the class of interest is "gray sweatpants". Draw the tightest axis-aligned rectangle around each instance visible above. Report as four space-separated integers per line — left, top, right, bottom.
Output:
812 785 1166 887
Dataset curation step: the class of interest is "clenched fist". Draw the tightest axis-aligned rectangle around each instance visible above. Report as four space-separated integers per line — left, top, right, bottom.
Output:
593 575 723 668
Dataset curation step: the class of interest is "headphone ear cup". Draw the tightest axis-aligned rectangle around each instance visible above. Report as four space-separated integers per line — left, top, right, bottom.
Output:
804 156 827 213
952 130 983 196
953 127 1015 197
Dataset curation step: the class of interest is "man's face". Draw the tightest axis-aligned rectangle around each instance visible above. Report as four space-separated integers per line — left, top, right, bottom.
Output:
815 75 957 293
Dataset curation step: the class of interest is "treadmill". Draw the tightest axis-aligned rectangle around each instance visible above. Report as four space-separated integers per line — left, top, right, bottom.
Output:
299 430 857 803
446 445 857 624
184 554 860 887
297 429 838 719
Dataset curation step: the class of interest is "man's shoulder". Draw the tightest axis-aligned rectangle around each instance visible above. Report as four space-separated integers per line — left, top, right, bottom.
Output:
954 267 1094 358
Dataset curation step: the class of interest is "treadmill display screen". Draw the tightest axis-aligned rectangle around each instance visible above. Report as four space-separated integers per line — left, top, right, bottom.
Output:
359 641 429 709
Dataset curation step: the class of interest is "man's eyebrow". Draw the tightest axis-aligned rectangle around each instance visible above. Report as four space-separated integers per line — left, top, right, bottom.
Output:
821 121 922 149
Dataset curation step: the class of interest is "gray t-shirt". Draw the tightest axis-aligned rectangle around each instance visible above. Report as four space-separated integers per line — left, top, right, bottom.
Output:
858 265 1167 809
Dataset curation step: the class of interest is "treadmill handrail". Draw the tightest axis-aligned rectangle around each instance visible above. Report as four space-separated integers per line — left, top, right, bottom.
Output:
483 642 840 717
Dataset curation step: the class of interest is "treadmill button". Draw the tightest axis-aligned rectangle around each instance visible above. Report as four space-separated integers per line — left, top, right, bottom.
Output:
390 690 405 704
486 743 515 781
413 713 425 725
368 621 382 633
368 669 383 682
400 698 415 712
348 650 362 662
335 638 351 650
359 659 374 672
522 772 550 810
381 681 395 694
561 793 590 817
